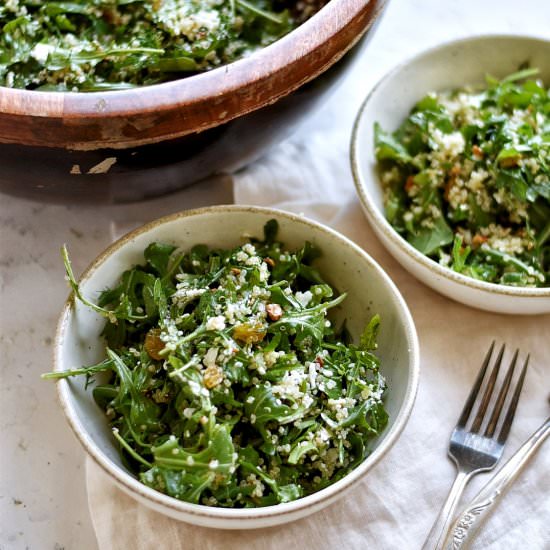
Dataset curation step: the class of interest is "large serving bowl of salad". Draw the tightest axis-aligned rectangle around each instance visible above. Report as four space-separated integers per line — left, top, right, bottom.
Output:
351 35 550 315
51 205 418 528
0 0 387 203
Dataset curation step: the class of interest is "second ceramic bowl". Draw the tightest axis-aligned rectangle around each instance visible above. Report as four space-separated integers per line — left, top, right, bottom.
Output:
54 205 419 529
351 34 550 315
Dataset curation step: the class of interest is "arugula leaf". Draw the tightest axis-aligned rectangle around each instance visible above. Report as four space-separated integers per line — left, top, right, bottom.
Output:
360 314 380 351
408 216 454 256
374 122 412 163
451 234 471 273
245 385 306 427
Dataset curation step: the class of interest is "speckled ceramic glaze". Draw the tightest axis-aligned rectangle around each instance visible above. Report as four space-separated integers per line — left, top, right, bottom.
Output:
54 205 419 529
351 35 550 315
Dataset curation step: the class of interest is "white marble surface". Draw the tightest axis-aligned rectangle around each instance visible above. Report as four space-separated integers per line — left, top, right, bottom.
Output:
1 0 549 549
0 179 234 550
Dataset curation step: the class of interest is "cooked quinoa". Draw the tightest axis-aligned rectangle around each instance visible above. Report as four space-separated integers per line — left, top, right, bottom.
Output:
375 69 550 287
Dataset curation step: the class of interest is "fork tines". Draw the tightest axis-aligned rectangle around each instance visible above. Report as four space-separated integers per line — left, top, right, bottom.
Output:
457 342 529 443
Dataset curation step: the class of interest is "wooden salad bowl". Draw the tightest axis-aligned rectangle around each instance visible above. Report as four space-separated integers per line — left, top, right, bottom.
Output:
0 0 387 203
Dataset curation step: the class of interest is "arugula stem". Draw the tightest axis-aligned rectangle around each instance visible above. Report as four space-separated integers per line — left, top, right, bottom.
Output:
236 0 284 24
62 246 146 322
159 326 208 357
501 67 540 83
77 47 165 60
112 429 152 468
536 221 550 248
42 359 114 380
480 246 535 274
168 357 201 380
62 245 113 318
304 292 347 314
163 252 185 283
154 457 210 469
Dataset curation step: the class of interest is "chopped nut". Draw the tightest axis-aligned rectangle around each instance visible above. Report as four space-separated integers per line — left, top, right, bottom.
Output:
266 303 283 321
472 145 483 158
264 257 276 267
404 175 415 192
230 267 241 275
472 234 488 248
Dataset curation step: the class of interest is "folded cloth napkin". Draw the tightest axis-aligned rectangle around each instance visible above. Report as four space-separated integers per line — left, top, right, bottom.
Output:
87 132 550 549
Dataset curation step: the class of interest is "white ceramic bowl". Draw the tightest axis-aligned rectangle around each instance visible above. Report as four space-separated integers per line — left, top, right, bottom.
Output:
351 35 550 315
54 205 419 529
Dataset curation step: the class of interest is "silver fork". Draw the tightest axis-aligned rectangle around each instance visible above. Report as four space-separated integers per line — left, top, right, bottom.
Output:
422 342 528 550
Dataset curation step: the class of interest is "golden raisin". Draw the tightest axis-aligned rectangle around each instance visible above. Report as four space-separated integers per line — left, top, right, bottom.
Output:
203 365 224 389
264 257 276 267
404 175 415 192
233 323 266 344
144 328 164 360
500 156 521 168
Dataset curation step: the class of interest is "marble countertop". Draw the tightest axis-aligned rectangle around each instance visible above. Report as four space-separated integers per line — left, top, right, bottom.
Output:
1 1 549 548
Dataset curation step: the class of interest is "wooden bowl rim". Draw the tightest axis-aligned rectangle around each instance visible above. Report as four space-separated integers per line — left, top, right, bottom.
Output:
0 0 378 120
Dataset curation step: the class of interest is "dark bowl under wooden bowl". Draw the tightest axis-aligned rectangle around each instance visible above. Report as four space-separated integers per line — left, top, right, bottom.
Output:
0 0 387 203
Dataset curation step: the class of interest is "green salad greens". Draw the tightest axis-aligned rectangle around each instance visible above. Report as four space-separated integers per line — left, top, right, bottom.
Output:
45 221 388 507
0 0 320 91
375 68 550 287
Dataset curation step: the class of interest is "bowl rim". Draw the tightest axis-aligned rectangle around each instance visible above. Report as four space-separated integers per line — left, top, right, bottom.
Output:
350 33 550 299
54 204 419 522
0 0 384 149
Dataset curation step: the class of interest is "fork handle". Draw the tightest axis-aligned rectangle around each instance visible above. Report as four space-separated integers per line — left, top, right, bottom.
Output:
422 470 472 550
443 417 550 550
